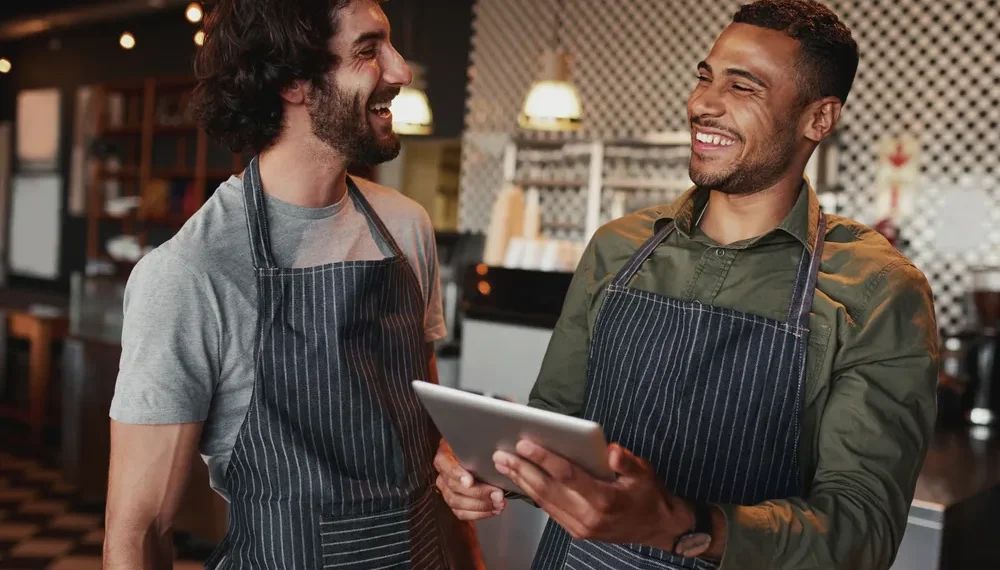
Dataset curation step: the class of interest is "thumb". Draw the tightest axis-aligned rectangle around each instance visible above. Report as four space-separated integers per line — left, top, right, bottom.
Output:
608 444 645 478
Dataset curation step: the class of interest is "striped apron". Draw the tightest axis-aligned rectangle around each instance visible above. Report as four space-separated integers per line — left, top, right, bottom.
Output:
205 157 470 569
532 211 827 570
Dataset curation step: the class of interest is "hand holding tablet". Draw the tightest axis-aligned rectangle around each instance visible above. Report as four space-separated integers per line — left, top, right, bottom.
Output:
432 439 508 521
415 380 615 520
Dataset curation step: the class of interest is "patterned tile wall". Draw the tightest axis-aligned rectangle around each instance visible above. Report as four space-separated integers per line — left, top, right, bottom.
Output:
458 0 1000 334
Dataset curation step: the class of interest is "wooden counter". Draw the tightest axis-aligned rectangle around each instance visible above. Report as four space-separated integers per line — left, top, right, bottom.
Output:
0 287 72 443
907 426 1000 570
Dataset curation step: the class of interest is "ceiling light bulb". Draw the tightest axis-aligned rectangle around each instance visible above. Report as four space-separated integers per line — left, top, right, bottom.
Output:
390 62 434 135
186 3 203 24
0 58 10 74
120 32 136 50
519 49 582 131
391 87 433 135
194 30 205 46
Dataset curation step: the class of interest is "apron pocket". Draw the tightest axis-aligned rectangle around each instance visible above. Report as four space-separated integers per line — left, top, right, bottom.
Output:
319 508 410 569
319 497 444 570
565 540 708 570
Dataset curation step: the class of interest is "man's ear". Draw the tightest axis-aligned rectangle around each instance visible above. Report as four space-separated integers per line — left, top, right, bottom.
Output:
280 79 309 105
802 96 842 144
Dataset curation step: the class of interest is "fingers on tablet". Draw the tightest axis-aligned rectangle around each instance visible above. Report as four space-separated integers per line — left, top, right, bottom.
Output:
454 509 501 521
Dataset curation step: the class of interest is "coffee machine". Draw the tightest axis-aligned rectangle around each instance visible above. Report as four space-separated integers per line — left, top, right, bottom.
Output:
962 266 1000 427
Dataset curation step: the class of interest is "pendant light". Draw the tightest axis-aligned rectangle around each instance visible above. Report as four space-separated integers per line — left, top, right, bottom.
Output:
519 0 582 131
393 62 434 135
390 0 433 135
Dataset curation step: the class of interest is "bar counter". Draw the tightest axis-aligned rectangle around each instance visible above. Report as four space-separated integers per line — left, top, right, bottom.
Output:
906 427 1000 569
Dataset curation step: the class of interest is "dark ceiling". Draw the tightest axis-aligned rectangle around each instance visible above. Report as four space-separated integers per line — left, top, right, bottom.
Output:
0 1 111 23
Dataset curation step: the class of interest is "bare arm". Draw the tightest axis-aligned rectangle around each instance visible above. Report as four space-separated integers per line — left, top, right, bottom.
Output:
104 420 203 570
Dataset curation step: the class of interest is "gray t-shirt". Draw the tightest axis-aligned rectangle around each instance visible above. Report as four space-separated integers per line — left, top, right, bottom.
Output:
109 175 446 499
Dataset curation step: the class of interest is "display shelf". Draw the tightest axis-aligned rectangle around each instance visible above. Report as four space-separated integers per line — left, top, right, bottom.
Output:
503 133 692 241
85 75 242 271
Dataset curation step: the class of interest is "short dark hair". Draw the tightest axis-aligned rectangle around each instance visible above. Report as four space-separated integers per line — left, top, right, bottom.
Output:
733 0 859 105
192 0 382 154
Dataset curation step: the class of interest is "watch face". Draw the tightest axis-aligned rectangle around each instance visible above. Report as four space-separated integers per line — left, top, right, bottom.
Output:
675 532 712 558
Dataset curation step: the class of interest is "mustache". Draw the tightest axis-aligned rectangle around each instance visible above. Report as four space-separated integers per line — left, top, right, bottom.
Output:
368 87 401 105
691 117 743 142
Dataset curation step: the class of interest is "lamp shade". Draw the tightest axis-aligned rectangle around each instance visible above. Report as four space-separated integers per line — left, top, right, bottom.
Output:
391 61 433 135
519 49 582 131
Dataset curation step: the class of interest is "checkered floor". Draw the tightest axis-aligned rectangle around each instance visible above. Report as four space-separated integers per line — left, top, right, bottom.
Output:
0 439 213 569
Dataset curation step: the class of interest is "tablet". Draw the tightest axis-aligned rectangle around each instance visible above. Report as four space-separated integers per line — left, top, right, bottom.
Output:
412 380 615 494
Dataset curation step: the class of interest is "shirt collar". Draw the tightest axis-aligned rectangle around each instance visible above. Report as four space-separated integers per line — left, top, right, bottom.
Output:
653 178 821 253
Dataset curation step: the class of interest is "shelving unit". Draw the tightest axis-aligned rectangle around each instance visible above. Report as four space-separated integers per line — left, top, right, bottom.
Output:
501 133 694 243
85 75 249 275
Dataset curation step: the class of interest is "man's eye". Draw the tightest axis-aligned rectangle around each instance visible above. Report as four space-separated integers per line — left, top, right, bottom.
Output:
732 84 753 92
696 75 711 82
360 48 377 58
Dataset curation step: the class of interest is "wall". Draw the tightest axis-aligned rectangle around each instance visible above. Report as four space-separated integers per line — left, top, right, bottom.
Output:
0 0 474 293
458 0 1000 334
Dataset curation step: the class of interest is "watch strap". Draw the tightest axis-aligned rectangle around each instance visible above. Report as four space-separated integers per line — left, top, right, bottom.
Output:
672 500 713 555
691 500 713 534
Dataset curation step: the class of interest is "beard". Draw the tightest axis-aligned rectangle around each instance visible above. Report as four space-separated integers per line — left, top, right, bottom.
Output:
307 76 401 166
688 117 799 196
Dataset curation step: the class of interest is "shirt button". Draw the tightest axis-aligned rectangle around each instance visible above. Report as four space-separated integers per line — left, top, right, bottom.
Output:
715 249 726 257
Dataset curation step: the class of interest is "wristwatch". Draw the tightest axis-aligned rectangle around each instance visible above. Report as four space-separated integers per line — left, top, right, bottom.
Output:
672 500 713 558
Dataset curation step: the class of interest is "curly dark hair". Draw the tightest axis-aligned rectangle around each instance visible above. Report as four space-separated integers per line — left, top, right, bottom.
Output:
191 0 384 154
733 0 859 105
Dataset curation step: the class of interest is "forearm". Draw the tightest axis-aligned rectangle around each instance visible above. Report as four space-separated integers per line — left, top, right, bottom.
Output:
713 490 905 570
105 421 202 570
103 519 175 570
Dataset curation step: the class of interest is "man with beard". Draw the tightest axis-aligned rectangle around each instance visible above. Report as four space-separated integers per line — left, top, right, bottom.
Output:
103 1 483 568
434 1 939 569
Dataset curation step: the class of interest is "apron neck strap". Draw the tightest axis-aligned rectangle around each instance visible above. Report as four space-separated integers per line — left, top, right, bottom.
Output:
241 156 406 270
611 221 677 287
610 210 828 329
785 210 827 328
242 155 276 270
346 179 406 258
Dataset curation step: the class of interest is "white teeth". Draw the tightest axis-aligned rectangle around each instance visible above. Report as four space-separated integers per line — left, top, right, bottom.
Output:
695 131 736 146
369 103 391 112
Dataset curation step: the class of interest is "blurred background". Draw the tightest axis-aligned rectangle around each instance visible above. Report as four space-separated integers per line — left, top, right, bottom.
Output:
0 1 997 569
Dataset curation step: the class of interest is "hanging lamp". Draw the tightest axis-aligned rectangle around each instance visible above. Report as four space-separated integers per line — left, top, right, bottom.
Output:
392 62 434 135
390 0 433 135
519 0 582 131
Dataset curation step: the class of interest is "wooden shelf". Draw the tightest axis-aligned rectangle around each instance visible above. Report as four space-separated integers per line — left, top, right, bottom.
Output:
603 177 693 191
97 167 140 179
139 214 190 226
98 212 189 227
150 167 234 179
101 125 143 136
86 75 243 269
153 123 199 134
99 123 200 136
510 178 589 188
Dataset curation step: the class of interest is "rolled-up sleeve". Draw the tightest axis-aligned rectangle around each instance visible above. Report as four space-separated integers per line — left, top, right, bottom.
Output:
716 260 940 570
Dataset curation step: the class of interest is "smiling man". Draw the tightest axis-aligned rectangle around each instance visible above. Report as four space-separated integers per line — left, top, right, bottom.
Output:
434 1 939 569
103 1 483 569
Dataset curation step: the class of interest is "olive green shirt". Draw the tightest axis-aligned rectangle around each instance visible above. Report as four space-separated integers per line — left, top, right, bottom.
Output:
528 181 940 570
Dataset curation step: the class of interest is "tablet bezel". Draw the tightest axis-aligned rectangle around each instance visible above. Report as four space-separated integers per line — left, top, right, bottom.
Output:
412 380 615 494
